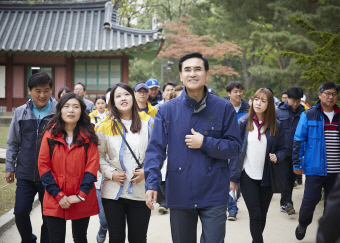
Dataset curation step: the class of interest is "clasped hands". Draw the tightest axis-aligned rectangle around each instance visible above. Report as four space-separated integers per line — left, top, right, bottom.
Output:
59 195 82 209
112 168 145 186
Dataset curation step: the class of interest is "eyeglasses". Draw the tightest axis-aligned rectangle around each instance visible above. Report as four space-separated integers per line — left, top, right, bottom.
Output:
136 90 148 95
322 92 338 97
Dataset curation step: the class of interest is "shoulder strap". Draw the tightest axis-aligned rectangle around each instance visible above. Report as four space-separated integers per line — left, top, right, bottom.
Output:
47 138 56 159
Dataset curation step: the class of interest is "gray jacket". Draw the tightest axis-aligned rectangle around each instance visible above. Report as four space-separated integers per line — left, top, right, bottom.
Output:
83 97 95 113
5 98 57 181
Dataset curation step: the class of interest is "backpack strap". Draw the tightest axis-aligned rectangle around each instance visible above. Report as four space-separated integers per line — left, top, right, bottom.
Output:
47 138 56 159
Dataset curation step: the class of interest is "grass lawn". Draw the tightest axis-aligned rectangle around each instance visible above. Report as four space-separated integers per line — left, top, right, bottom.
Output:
0 164 16 217
0 126 9 148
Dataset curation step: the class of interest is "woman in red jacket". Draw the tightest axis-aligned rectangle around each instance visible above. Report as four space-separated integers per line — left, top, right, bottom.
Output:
38 92 100 243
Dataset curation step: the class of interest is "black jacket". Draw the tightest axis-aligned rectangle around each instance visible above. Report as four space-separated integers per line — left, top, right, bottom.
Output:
148 90 163 106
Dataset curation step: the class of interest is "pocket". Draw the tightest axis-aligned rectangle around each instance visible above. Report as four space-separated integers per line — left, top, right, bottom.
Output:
202 122 222 139
308 124 322 139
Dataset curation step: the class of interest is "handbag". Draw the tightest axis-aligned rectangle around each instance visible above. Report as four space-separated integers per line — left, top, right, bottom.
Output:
269 135 286 193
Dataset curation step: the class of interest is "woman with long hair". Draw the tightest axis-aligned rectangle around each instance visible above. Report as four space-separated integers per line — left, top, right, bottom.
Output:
38 92 100 242
96 83 153 243
229 88 286 243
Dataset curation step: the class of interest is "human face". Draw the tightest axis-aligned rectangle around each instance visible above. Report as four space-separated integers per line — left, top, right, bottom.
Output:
282 94 288 103
28 83 51 110
253 94 268 117
148 87 159 99
135 88 149 104
74 84 86 99
95 98 106 113
227 88 243 106
179 58 209 93
61 98 81 125
318 88 338 111
287 98 301 112
163 85 175 102
114 86 133 114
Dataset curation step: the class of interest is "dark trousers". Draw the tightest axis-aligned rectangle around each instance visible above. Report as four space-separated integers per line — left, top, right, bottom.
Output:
299 173 339 228
157 181 166 205
14 179 49 243
240 171 273 243
46 216 90 243
170 205 227 243
102 197 151 243
280 156 296 206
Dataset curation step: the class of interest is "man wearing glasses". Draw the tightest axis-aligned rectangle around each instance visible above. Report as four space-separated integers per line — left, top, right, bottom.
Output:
134 82 157 118
293 82 340 240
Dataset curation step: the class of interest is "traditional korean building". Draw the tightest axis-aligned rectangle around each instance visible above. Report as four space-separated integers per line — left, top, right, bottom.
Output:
0 1 164 111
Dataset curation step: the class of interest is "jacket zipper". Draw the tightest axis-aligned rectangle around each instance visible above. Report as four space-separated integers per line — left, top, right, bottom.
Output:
34 111 41 182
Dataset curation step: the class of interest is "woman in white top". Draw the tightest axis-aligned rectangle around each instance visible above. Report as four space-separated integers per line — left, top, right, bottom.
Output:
229 88 286 243
95 83 153 243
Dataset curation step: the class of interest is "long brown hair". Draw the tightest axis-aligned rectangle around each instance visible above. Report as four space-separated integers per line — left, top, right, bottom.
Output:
247 88 278 136
108 83 141 135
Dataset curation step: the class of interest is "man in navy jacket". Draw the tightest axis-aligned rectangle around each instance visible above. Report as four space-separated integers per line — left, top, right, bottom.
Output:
144 52 241 243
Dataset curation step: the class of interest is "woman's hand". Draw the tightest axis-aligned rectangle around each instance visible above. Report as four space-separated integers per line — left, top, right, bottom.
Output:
230 182 238 191
269 153 277 163
130 168 144 184
112 171 126 186
59 195 71 209
67 195 82 204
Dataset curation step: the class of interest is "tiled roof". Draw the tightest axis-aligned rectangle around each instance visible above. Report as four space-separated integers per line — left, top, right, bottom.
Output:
0 1 164 58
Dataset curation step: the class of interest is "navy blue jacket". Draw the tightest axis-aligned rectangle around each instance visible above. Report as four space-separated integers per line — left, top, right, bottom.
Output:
148 90 163 106
229 114 286 187
225 97 250 120
144 87 242 209
276 102 305 156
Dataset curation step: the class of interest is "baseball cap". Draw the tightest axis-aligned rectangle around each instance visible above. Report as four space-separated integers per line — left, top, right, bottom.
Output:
135 83 149 92
146 78 160 88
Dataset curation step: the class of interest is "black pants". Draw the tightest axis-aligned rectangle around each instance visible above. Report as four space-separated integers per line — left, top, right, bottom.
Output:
102 197 151 243
157 181 166 205
45 216 90 243
240 171 273 243
280 156 296 206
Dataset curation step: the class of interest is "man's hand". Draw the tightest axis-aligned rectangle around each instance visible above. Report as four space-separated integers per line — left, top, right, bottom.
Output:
145 190 157 210
230 182 238 191
185 128 204 149
112 171 126 186
294 169 304 175
67 195 82 204
130 168 144 184
5 172 14 184
59 196 71 209
269 153 277 163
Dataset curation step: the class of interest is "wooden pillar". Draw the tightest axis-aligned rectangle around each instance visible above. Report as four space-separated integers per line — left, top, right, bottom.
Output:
6 55 13 112
65 56 74 90
121 55 129 84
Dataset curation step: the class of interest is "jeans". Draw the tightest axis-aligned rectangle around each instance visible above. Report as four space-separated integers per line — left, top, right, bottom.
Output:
96 189 107 229
170 205 227 243
14 179 49 243
299 173 339 228
280 156 296 206
240 171 273 243
102 197 151 243
227 182 241 213
46 216 90 243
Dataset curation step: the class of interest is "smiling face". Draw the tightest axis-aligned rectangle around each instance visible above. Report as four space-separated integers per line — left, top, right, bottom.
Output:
148 87 159 99
179 57 209 94
163 85 175 102
228 87 243 105
61 98 81 125
253 93 268 116
95 98 106 113
28 83 51 110
74 84 86 99
114 86 133 114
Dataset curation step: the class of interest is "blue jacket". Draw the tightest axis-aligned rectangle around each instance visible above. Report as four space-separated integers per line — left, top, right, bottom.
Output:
6 98 57 181
276 102 305 156
225 97 250 121
229 114 286 186
144 87 242 209
292 101 340 176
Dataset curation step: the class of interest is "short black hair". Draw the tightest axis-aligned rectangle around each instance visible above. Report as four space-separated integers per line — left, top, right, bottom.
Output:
287 87 303 100
318 82 340 94
75 82 86 91
28 72 52 90
282 91 287 95
57 86 71 99
178 52 209 72
226 81 243 93
162 82 177 92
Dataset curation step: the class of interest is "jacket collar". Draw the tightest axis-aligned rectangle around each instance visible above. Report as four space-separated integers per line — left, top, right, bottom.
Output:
27 97 57 116
278 101 305 114
180 86 209 113
225 97 249 113
315 100 340 114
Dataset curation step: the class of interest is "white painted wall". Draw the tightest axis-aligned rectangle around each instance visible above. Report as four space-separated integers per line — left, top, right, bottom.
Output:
0 66 5 98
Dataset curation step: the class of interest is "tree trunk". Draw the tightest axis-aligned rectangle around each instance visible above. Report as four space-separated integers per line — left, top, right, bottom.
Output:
242 48 250 91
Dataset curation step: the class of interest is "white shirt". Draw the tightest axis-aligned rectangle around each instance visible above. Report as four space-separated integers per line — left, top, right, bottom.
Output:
324 110 335 123
97 110 107 122
243 121 267 180
65 137 73 149
234 104 241 113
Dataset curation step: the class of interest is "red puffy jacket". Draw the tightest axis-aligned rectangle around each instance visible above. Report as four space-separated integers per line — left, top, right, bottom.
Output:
38 129 99 220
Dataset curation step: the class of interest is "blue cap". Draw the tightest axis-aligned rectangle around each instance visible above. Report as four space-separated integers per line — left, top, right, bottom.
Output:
146 78 160 88
135 83 149 92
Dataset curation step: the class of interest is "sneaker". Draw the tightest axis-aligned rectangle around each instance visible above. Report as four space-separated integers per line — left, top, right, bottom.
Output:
96 226 107 243
280 205 286 212
228 211 237 221
297 179 303 185
285 203 295 215
295 224 307 240
158 202 169 214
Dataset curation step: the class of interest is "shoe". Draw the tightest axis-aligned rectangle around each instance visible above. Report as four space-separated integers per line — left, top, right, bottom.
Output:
158 202 169 214
96 226 107 243
295 224 306 240
228 211 237 221
297 180 303 185
294 181 298 187
285 203 295 215
280 205 286 212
